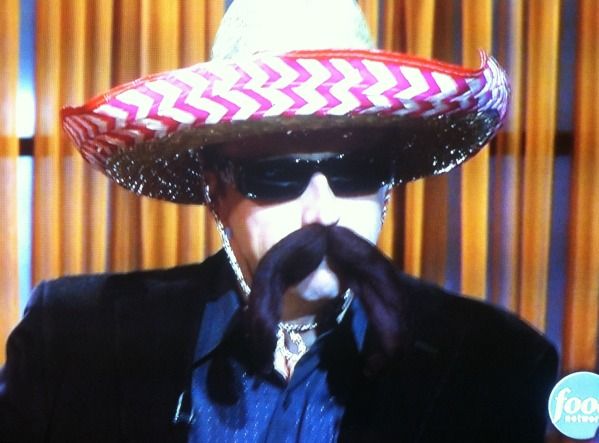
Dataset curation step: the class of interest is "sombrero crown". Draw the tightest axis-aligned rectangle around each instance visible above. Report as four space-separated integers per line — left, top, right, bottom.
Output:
61 0 509 204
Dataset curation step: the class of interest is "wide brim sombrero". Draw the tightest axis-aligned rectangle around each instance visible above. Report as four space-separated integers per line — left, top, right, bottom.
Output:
61 0 509 205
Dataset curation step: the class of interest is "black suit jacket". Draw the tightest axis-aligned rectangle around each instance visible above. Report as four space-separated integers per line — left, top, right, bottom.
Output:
0 251 558 443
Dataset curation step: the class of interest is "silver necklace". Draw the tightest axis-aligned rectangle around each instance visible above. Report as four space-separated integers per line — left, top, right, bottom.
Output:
275 288 352 367
278 321 318 333
275 321 319 368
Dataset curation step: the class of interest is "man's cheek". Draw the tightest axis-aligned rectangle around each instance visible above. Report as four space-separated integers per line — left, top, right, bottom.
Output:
340 205 383 243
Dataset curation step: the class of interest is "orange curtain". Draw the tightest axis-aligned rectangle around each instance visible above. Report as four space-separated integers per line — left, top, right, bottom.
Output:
32 0 224 286
403 0 435 281
0 0 20 365
460 0 493 299
378 0 597 378
491 0 524 312
520 0 561 330
563 0 599 375
1 4 598 432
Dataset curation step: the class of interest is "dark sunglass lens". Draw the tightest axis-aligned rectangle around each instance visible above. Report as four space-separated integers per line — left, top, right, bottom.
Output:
234 158 311 201
233 153 393 201
325 154 392 196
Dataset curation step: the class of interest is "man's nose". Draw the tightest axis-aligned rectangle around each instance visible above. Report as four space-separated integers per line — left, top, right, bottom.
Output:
300 172 341 226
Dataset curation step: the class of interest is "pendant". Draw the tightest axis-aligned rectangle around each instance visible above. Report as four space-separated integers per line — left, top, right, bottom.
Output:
275 327 309 378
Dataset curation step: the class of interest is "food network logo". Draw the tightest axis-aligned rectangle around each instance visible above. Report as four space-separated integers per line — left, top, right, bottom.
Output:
548 372 599 440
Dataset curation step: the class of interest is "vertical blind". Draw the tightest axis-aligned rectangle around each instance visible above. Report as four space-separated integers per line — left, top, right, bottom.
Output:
0 0 20 367
0 1 597 440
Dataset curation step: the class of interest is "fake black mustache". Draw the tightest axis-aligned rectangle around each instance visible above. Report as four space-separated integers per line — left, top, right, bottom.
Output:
245 223 409 373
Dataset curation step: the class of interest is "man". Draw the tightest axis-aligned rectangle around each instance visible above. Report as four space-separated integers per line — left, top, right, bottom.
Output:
0 0 557 442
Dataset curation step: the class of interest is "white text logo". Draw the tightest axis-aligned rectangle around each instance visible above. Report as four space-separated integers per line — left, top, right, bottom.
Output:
548 372 599 439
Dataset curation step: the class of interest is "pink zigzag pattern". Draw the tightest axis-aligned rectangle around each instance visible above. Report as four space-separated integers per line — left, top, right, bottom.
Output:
61 50 508 168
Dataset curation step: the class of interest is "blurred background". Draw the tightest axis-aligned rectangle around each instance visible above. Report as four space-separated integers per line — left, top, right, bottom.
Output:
0 1 597 441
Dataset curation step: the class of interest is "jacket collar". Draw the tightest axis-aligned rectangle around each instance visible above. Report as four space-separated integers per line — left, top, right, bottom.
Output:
111 251 235 443
193 288 241 362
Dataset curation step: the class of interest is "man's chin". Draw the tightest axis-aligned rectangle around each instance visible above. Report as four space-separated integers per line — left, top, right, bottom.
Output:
293 260 340 302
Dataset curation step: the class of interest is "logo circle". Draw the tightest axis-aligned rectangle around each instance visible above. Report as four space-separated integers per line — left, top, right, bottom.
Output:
548 371 599 440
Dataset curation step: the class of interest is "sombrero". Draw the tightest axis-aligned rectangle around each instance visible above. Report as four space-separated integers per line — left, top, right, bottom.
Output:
61 0 509 204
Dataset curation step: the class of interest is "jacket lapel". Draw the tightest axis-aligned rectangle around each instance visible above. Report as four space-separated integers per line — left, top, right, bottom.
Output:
112 255 233 442
340 275 469 443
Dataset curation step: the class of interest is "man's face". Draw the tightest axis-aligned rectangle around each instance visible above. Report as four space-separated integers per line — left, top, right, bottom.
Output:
211 152 389 303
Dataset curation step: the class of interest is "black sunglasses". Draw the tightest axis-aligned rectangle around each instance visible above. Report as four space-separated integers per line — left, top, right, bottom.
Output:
226 152 395 201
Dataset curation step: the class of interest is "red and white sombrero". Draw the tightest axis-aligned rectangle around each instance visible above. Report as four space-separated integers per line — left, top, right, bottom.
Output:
61 0 509 204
